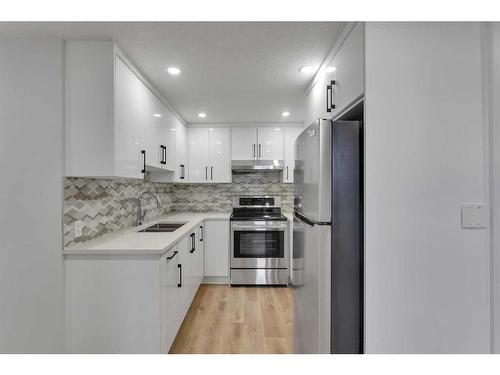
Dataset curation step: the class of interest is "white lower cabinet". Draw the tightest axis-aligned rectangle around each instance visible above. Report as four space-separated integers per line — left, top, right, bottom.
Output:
204 219 230 278
160 247 183 353
66 221 220 354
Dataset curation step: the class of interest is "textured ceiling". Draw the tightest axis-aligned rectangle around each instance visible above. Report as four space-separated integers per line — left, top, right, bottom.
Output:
0 22 346 124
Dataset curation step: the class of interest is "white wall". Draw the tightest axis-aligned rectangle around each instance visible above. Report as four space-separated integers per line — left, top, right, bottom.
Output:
0 38 65 352
491 22 500 354
365 23 490 353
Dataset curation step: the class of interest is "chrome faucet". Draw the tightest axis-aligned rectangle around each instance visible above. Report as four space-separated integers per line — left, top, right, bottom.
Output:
136 191 161 226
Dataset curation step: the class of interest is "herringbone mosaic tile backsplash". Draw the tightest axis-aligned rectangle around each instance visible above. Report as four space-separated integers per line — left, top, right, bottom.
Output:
64 172 293 247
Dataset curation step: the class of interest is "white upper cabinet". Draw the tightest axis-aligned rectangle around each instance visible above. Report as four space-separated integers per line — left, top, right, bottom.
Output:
231 127 258 160
305 22 364 124
231 127 284 160
65 41 179 179
114 54 146 179
283 127 303 183
330 22 364 116
174 119 188 182
257 127 283 160
209 128 231 182
188 127 231 183
187 128 210 183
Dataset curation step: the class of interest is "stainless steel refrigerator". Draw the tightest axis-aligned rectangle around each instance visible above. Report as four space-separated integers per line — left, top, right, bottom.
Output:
292 119 363 354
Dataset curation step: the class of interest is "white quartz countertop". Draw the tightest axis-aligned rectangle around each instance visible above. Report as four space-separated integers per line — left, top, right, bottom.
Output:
63 212 231 256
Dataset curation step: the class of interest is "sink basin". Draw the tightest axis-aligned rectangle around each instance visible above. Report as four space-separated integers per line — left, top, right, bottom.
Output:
138 222 187 233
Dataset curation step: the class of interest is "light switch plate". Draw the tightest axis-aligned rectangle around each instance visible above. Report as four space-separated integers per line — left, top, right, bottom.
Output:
74 220 83 238
461 204 487 229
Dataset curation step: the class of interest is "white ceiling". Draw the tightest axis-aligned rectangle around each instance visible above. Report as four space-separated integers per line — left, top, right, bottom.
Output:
0 22 346 124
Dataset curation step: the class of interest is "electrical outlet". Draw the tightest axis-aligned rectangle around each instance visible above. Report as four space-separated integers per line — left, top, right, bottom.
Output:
74 220 83 238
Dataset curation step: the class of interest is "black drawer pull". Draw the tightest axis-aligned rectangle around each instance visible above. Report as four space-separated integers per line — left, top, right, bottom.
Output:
177 264 182 287
166 250 178 260
141 150 146 173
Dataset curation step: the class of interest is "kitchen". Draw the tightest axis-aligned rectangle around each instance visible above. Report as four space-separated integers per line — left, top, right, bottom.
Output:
59 22 361 354
1 16 499 359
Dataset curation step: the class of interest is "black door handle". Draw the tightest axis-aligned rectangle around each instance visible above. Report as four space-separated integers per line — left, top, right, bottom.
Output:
326 84 332 113
177 264 182 287
327 80 336 113
180 164 185 179
205 166 208 180
199 225 203 241
286 166 289 180
167 250 178 260
211 166 213 180
141 150 146 173
190 233 195 253
162 145 167 165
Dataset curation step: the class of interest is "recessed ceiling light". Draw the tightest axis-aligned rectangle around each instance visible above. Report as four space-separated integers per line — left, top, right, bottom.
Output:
281 112 290 117
326 66 337 73
299 65 314 74
153 113 162 118
167 66 181 75
198 112 207 118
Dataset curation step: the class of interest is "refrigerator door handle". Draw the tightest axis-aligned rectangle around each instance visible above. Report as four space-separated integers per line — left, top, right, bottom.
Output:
294 211 331 227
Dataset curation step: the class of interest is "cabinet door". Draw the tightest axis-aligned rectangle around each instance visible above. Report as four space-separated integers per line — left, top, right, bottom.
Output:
146 92 166 170
114 56 145 179
283 127 303 183
187 231 198 302
163 109 177 171
257 127 283 160
177 236 192 319
175 119 188 182
160 249 181 353
204 220 230 277
330 23 364 116
209 128 231 183
187 128 209 182
197 223 205 285
231 127 257 160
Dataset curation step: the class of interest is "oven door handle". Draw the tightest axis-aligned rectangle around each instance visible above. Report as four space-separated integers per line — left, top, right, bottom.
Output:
231 227 286 231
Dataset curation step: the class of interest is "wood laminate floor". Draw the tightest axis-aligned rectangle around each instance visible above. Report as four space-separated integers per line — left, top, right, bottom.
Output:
169 284 293 354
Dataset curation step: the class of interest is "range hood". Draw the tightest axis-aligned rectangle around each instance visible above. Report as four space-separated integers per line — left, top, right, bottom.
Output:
231 159 284 172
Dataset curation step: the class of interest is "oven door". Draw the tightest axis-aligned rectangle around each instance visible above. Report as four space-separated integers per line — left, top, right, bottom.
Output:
231 222 287 269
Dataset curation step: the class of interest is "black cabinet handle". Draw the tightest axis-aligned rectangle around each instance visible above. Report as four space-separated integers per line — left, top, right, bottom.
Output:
141 150 146 173
199 225 203 241
253 144 256 158
167 250 178 260
286 166 289 180
160 145 165 165
205 166 208 180
162 145 167 165
211 166 213 180
327 80 336 113
177 264 182 287
190 233 196 253
180 164 185 179
258 144 261 158
326 84 332 113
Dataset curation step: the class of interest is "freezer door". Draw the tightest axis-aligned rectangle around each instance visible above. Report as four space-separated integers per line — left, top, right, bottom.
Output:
294 119 331 222
293 214 331 354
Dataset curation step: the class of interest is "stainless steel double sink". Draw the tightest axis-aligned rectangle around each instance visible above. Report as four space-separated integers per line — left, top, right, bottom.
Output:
138 222 187 233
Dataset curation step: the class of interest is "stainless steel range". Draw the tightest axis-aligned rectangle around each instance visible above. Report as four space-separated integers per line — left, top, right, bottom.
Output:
230 196 288 285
